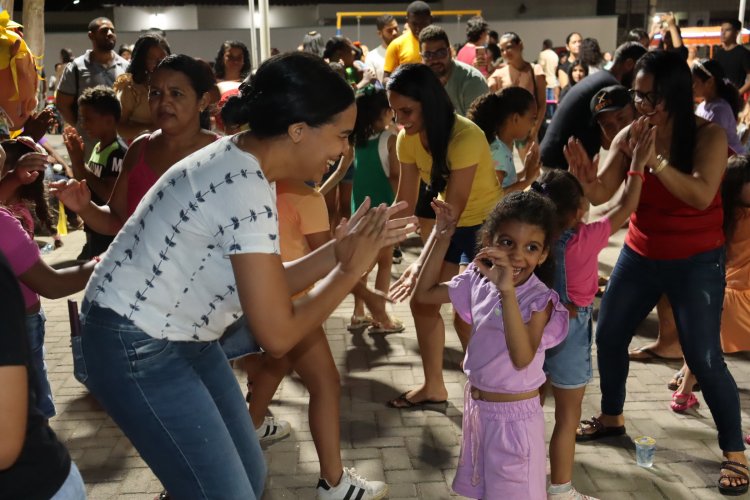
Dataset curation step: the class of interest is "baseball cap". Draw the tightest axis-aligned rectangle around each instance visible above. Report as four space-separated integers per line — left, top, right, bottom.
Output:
590 85 630 119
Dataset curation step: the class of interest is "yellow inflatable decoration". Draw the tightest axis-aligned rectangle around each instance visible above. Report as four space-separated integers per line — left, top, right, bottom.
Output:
0 10 38 131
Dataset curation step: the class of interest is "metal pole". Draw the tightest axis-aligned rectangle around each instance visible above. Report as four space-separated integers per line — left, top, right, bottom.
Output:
247 0 258 70
738 0 747 45
258 0 270 62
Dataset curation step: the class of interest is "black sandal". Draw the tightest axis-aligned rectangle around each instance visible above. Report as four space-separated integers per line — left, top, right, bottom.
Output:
575 416 626 442
718 460 749 496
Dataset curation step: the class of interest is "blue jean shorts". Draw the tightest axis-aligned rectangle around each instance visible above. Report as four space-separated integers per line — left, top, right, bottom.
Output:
544 304 593 389
446 224 482 266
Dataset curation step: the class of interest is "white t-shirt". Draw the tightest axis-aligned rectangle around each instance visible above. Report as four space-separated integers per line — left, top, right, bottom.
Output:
84 136 280 341
365 44 387 83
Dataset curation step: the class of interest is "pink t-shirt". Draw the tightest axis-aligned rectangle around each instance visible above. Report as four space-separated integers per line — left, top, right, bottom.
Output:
456 44 489 77
447 264 569 394
564 218 611 307
0 207 41 309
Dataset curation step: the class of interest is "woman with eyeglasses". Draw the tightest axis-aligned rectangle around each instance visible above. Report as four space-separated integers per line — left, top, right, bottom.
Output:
569 50 748 496
386 63 502 408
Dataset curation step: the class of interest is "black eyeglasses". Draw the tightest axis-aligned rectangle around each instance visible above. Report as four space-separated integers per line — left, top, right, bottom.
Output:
628 89 661 109
420 48 449 60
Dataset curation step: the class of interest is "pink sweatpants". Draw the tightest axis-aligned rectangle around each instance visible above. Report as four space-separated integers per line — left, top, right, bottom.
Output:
452 388 546 500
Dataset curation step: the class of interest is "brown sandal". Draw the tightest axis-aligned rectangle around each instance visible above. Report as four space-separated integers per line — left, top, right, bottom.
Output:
576 416 626 442
718 460 749 496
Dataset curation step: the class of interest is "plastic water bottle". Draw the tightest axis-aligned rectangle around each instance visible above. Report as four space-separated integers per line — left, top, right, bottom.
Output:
41 242 55 254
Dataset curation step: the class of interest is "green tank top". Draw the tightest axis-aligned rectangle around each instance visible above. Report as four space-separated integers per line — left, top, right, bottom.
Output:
351 133 395 212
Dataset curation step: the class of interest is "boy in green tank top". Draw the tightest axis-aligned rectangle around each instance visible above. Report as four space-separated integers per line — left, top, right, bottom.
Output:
63 85 127 259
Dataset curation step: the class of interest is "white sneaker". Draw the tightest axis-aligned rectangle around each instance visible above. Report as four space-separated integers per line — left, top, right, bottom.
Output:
316 467 388 500
548 485 599 500
255 416 291 444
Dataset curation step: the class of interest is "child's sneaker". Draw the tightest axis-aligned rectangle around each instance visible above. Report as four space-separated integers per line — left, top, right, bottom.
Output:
548 483 598 500
255 416 291 444
316 467 388 500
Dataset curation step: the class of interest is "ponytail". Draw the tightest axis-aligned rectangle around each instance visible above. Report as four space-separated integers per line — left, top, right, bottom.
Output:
467 87 536 144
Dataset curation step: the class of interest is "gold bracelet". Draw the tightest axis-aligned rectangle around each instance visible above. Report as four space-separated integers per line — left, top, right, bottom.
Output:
651 155 669 175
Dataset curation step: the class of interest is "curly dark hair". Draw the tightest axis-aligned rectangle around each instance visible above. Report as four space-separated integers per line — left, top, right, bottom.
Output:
213 40 251 80
78 85 122 121
477 191 557 287
1 139 54 234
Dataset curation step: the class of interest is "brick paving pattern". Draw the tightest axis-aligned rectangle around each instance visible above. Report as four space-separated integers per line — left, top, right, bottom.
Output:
38 138 748 499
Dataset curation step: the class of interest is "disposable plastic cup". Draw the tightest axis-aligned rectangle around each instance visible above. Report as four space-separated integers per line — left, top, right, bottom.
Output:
634 436 656 468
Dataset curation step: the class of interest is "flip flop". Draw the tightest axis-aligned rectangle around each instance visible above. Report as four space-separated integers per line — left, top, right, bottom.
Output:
718 460 749 496
628 346 683 362
368 317 405 334
575 416 626 442
387 391 447 409
347 314 374 332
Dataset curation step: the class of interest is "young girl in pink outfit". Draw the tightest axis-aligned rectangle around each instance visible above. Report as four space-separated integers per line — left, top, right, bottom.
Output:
538 133 646 499
414 191 569 499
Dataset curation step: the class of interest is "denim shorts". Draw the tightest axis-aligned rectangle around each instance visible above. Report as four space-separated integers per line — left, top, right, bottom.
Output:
415 180 436 219
544 304 594 389
446 224 482 266
25 310 56 418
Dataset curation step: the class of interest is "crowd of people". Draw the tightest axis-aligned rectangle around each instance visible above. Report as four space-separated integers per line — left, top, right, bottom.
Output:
2 2 750 499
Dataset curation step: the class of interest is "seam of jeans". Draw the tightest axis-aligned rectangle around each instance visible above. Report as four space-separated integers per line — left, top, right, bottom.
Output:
116 328 209 499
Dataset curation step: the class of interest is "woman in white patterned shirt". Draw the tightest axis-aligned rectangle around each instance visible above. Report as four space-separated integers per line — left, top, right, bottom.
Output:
70 53 415 499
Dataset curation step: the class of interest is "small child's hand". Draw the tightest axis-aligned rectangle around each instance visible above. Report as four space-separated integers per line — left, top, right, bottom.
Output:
62 126 85 171
8 152 48 185
49 178 91 213
474 247 515 293
523 141 541 180
431 198 457 239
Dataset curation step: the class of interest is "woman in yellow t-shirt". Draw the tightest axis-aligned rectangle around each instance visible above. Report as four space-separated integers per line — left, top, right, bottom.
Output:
386 63 501 408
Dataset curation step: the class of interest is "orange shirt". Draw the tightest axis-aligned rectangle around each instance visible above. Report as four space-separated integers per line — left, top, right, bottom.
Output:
276 180 329 262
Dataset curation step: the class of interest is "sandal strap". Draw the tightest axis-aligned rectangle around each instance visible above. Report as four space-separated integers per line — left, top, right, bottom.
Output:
721 461 750 479
579 416 603 433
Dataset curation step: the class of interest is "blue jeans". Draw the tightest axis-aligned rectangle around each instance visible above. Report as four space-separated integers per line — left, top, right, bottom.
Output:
596 245 744 452
51 462 87 500
26 310 56 418
75 303 266 498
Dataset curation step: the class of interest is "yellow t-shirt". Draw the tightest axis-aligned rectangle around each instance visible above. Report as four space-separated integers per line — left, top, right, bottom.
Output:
396 114 501 227
383 32 421 74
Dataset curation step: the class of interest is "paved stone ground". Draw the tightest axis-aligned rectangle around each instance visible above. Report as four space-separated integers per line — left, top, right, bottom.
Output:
37 136 749 499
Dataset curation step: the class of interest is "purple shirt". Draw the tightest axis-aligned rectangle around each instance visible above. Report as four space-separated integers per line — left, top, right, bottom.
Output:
448 264 569 394
696 100 747 155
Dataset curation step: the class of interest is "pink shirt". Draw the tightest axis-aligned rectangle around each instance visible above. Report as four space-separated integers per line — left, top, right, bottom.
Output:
447 264 568 394
0 208 41 309
565 218 611 307
456 44 488 77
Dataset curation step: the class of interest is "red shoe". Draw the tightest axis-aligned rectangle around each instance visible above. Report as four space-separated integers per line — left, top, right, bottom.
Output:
670 391 699 413
745 434 750 446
